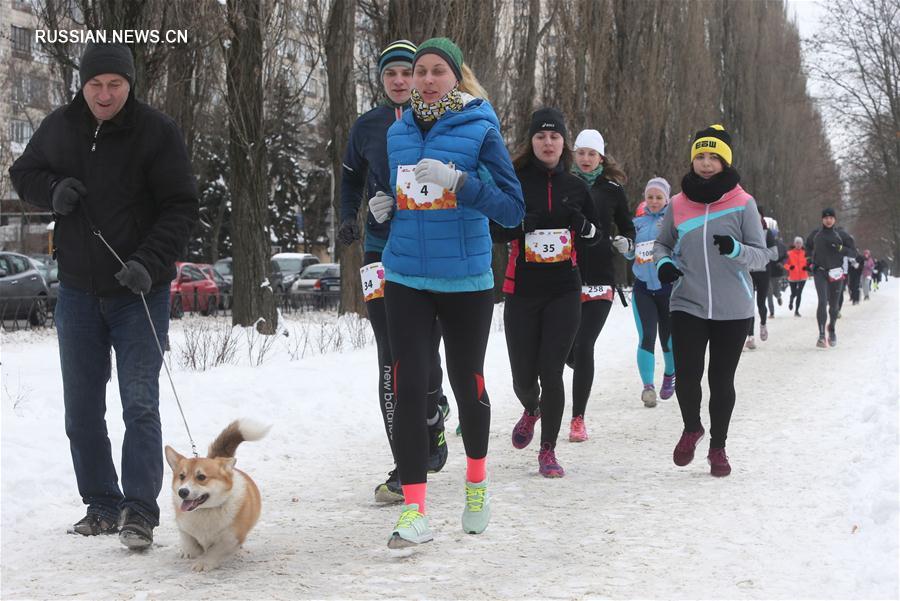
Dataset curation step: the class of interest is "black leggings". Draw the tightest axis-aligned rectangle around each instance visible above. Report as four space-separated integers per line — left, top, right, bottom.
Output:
504 291 581 448
813 270 842 334
788 280 806 309
570 299 612 417
364 252 442 465
748 270 769 335
384 281 494 485
671 311 750 449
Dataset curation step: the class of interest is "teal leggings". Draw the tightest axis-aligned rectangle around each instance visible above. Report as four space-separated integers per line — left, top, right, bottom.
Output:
632 283 674 386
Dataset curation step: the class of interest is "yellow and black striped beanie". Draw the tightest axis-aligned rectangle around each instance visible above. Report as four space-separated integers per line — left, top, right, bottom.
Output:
378 40 417 78
691 124 733 166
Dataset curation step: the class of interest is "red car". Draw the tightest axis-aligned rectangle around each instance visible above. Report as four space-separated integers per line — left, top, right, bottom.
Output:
171 262 220 317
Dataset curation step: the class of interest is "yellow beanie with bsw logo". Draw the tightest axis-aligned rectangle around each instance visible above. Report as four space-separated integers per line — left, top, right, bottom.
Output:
691 124 733 167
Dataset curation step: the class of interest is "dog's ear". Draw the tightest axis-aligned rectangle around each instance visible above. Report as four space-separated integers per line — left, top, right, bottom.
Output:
164 445 184 470
221 457 236 472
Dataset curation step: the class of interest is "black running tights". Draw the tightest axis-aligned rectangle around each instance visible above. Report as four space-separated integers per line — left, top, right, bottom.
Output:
813 270 842 334
570 299 612 418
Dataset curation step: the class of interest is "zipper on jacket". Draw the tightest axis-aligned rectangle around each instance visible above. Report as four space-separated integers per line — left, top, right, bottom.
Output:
90 123 101 152
546 173 553 213
702 204 712 319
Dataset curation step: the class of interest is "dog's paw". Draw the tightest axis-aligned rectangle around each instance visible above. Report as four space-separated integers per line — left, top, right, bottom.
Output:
180 549 199 559
192 559 219 572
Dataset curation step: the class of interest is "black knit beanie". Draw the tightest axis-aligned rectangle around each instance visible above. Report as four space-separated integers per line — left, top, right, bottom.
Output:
528 107 567 140
79 43 135 88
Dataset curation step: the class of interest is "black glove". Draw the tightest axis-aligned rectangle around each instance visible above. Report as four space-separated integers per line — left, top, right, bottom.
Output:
657 262 684 284
51 177 86 215
522 212 543 234
788 264 795 270
115 260 152 294
712 234 736 256
830 242 845 254
337 218 360 246
560 197 597 238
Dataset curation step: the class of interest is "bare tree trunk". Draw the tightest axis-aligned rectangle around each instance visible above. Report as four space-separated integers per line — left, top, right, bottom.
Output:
225 0 277 334
325 0 364 316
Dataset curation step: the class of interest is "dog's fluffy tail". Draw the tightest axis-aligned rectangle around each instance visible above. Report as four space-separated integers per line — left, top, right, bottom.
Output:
208 419 270 459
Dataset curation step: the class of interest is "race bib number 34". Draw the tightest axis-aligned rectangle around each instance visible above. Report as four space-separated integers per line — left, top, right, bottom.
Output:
360 262 386 302
524 229 573 263
396 164 457 210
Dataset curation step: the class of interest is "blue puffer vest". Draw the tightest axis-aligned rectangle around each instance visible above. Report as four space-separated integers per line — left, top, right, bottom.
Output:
384 99 497 278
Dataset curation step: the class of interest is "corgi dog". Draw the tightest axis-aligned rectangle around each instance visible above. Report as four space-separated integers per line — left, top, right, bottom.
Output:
164 419 269 571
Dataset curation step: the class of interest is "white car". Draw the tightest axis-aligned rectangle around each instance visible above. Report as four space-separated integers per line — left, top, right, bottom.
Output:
272 252 319 290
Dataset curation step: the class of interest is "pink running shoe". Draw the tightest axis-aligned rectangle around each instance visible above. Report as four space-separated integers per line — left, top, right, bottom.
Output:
512 410 541 449
659 373 676 400
673 426 705 466
569 416 587 442
538 442 565 477
707 447 732 477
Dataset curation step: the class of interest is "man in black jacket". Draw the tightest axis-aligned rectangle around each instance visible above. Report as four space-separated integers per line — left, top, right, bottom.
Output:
806 208 856 347
9 43 198 549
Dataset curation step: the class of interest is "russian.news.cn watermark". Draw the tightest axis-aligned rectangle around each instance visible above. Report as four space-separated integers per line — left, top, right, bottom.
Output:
35 30 189 45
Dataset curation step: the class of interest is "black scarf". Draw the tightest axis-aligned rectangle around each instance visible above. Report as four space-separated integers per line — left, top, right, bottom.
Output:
680 167 741 204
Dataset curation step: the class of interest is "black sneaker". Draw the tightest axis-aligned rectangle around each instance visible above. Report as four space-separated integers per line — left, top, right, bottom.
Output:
68 512 118 536
374 468 404 504
437 395 451 420
427 410 448 473
118 508 154 550
828 331 837 347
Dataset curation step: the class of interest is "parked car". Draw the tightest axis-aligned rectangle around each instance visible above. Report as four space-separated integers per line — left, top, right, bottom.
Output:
170 262 220 318
198 263 231 310
0 251 50 325
214 256 291 294
272 252 319 292
29 255 59 311
291 263 340 308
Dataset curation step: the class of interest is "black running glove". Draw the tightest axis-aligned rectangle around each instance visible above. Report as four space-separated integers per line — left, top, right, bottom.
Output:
337 218 361 246
657 262 684 284
51 177 86 215
712 234 736 256
115 260 152 294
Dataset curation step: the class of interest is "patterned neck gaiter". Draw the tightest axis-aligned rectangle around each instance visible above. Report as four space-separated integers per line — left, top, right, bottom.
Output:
410 84 464 122
572 164 605 186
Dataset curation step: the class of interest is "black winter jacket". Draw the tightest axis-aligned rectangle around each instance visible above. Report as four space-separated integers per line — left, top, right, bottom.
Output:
806 226 856 272
9 91 198 296
493 159 600 297
575 175 635 286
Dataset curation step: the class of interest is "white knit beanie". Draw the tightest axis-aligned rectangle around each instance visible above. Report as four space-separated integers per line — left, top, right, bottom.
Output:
794 236 804 245
573 129 605 156
644 177 671 201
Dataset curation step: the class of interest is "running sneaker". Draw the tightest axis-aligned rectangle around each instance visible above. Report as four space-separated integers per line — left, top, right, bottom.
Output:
744 336 756 350
538 442 565 478
455 423 462 437
641 385 657 408
512 410 541 449
427 410 448 473
794 310 801 317
438 395 451 420
673 426 705 466
569 415 588 442
828 331 837 347
387 504 433 549
759 324 768 341
659 374 676 400
816 335 827 348
788 300 793 311
707 447 732 477
461 480 491 534
374 468 404 504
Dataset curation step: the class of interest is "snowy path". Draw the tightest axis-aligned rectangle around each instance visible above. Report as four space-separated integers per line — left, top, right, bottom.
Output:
2 281 897 600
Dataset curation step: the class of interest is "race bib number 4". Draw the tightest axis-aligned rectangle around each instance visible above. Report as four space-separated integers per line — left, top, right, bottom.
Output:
581 285 614 302
360 262 386 302
634 240 655 264
396 164 457 210
524 229 573 263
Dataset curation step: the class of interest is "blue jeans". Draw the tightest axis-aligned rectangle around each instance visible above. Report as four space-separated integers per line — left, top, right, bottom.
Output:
55 283 170 526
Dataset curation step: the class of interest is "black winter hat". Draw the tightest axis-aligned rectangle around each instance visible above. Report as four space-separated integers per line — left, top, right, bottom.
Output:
79 43 135 88
822 207 836 218
528 107 567 140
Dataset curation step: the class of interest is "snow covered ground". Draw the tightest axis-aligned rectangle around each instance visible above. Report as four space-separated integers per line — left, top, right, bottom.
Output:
2 280 898 600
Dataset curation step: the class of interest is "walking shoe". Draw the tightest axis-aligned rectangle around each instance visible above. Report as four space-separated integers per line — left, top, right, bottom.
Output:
569 415 588 442
438 395 451 420
461 480 491 534
427 411 448 473
788 299 793 311
512 410 541 449
816 335 827 348
455 423 462 437
794 310 801 317
768 312 775 318
673 426 705 466
828 331 837 347
776 296 782 306
374 468 404 504
118 508 154 550
744 336 756 350
68 512 118 536
538 442 565 478
387 504 433 549
641 385 657 408
659 374 676 400
759 324 768 341
707 447 732 477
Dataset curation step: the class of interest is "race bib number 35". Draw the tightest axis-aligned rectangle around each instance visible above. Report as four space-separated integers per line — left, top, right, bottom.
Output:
635 240 655 265
524 229 573 263
360 262 386 302
396 164 457 210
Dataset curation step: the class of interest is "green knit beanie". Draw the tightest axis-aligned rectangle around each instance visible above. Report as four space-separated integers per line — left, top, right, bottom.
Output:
413 37 463 81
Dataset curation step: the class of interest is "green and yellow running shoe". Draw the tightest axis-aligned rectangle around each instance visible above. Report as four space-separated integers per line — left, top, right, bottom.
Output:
461 480 490 534
387 503 433 549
